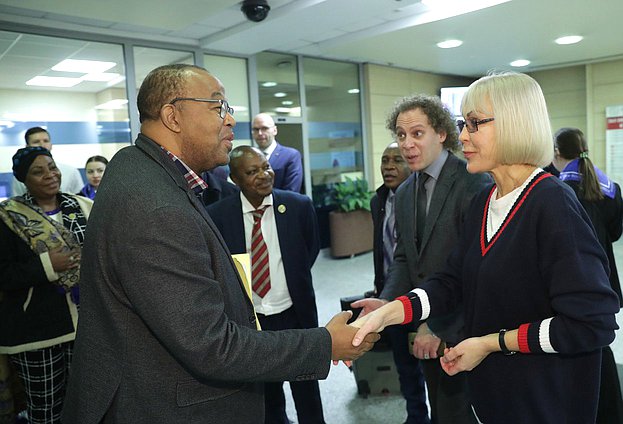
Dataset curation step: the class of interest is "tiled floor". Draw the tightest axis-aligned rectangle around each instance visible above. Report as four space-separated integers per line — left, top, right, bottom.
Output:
283 238 623 423
286 250 408 424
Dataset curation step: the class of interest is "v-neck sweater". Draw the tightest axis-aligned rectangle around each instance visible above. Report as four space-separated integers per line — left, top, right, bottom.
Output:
402 172 619 423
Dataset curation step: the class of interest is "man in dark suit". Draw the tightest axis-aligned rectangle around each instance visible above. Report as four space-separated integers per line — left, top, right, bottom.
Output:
369 142 430 424
208 145 323 424
200 168 239 206
61 64 378 424
252 113 303 192
371 142 412 295
354 94 490 424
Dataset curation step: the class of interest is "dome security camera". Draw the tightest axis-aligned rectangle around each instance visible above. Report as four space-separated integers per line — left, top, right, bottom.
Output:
241 0 271 22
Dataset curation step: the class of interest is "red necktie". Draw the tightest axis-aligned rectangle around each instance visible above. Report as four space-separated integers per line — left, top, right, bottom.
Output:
251 207 271 297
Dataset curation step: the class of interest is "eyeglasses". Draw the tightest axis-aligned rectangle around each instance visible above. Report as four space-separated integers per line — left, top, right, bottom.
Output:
169 97 234 119
456 117 495 133
251 126 275 133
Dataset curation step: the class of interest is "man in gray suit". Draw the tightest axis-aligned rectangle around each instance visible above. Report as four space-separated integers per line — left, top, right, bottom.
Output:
61 64 378 424
354 94 490 424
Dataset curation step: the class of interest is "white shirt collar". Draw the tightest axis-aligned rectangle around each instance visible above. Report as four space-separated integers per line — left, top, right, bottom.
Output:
262 140 277 158
240 191 273 214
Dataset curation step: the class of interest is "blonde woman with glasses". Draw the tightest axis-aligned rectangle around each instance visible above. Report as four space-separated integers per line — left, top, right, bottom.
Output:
351 72 619 423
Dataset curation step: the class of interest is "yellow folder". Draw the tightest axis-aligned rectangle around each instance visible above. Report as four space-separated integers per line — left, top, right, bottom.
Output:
232 253 261 330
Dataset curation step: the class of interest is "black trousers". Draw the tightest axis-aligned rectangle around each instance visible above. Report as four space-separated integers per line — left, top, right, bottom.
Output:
257 307 325 424
385 325 431 424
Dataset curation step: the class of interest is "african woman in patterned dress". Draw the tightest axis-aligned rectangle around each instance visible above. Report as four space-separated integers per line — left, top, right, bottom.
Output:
0 146 92 424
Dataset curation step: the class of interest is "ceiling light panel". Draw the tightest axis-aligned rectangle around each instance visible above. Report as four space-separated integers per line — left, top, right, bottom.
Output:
52 59 116 74
81 73 120 82
26 76 82 88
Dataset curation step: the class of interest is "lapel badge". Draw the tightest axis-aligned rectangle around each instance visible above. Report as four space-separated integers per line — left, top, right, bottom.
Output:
278 204 286 214
68 213 77 220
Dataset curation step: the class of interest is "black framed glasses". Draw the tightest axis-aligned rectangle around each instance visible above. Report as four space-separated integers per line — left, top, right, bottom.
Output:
457 117 495 133
169 97 234 119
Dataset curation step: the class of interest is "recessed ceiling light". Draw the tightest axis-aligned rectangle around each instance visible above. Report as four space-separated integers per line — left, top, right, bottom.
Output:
510 59 531 67
262 81 277 87
52 59 116 74
281 100 294 105
274 92 287 98
555 35 583 45
348 88 360 94
26 76 82 88
437 39 463 49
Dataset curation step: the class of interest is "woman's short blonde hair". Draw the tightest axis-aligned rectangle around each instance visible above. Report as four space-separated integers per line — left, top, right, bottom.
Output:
461 71 553 167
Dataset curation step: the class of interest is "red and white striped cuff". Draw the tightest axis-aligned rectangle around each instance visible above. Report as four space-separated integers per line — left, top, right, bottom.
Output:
396 288 430 325
517 317 556 354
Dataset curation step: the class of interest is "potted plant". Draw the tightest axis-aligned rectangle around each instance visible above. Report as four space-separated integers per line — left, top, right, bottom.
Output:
328 177 374 258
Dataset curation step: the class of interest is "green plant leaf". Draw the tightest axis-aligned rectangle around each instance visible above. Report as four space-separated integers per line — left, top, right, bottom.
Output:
330 177 374 213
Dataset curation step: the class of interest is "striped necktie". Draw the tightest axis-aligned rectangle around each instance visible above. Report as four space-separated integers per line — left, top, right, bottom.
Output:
383 194 396 277
251 206 271 297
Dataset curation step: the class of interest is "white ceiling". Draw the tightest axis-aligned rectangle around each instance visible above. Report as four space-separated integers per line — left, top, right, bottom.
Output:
0 0 622 88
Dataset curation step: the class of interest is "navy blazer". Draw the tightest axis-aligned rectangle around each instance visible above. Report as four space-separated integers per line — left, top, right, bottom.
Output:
269 142 303 193
370 184 391 295
207 189 320 328
200 169 239 207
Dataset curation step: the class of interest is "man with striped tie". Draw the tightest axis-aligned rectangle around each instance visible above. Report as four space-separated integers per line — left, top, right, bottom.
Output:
208 145 324 424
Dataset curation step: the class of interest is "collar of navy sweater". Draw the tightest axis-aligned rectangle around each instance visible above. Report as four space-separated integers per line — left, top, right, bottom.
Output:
480 171 551 256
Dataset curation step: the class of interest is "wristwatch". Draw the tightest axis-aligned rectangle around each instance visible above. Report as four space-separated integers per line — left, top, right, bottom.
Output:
499 329 517 356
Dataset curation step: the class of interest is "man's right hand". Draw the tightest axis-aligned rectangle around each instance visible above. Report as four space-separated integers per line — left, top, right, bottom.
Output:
325 311 380 361
350 298 388 318
413 322 442 360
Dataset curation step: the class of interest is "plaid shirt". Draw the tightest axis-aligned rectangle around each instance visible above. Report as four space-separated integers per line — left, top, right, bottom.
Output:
161 148 208 197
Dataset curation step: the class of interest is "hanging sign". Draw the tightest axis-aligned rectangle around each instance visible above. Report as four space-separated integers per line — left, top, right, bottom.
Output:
606 105 623 184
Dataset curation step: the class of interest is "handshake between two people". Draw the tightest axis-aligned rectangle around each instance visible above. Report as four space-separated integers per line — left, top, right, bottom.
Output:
346 297 496 377
324 310 380 362
323 298 404 363
347 298 446 367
